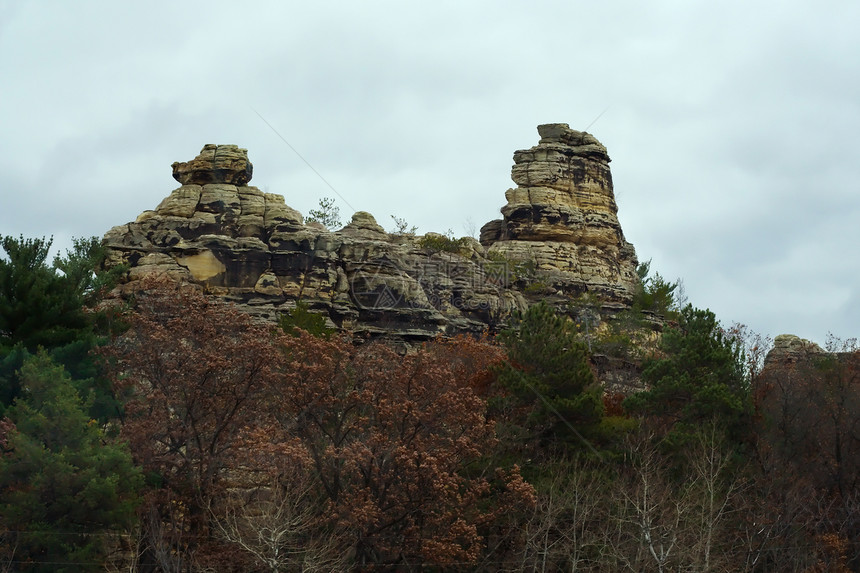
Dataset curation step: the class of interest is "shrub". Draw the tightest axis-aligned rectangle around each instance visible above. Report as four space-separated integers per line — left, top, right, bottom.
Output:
418 230 470 254
278 301 334 339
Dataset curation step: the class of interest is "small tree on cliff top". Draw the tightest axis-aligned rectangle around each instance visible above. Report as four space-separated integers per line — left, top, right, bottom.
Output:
306 197 342 229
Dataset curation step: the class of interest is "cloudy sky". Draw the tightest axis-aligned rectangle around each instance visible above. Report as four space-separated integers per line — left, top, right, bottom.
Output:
2 1 858 345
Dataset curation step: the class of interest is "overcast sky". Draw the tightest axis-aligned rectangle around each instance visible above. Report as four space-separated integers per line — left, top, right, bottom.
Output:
2 1 858 346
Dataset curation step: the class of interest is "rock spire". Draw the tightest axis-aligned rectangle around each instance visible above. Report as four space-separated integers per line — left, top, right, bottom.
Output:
480 123 638 304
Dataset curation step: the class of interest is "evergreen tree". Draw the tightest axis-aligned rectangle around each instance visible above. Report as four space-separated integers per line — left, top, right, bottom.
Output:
306 197 342 229
624 305 751 447
498 302 603 451
0 236 88 353
0 236 123 418
0 353 141 572
632 259 680 319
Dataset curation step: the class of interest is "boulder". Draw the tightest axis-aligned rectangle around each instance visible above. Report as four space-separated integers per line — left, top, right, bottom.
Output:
171 144 253 186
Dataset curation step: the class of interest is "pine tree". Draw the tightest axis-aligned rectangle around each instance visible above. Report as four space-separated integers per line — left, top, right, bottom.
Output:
498 302 603 451
624 305 751 447
0 235 123 418
0 353 141 572
0 236 88 354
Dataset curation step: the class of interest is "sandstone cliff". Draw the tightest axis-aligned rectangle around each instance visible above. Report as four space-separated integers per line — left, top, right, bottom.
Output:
103 125 639 340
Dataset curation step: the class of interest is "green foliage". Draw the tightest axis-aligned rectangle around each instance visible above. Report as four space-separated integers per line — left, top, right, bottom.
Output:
418 230 470 254
0 235 123 419
498 302 604 450
54 236 126 308
0 353 141 571
278 301 335 339
306 196 342 229
624 305 751 447
632 259 680 319
0 344 28 416
389 215 417 235
0 235 89 353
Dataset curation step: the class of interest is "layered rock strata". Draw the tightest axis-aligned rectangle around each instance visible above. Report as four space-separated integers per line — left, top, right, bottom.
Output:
104 125 639 339
480 123 639 306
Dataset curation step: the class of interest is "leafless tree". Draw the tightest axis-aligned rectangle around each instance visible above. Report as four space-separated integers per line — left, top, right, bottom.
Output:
507 457 607 572
210 469 349 573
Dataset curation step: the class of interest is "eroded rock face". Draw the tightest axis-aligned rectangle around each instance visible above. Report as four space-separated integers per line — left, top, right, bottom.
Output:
765 334 827 365
480 124 638 305
171 144 253 186
104 131 639 340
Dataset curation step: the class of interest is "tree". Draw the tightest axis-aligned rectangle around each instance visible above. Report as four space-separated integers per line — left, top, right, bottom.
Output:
752 341 860 569
306 197 341 229
389 215 417 235
109 279 533 569
624 305 751 448
497 302 603 453
266 332 533 569
0 235 88 354
0 353 141 572
209 451 348 573
632 260 679 319
506 456 610 572
53 236 126 309
106 277 279 568
0 235 124 419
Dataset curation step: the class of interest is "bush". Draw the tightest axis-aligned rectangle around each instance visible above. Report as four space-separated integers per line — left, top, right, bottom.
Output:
418 230 470 254
278 301 334 339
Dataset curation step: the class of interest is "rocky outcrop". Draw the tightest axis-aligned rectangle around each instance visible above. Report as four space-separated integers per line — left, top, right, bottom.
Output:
764 334 827 365
171 144 253 186
103 126 639 340
480 124 638 307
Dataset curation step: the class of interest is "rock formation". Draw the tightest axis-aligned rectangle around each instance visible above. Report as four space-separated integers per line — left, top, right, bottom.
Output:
764 334 827 365
480 123 638 306
103 124 639 340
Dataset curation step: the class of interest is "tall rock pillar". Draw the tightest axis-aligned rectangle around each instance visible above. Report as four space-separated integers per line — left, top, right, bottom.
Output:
480 123 639 305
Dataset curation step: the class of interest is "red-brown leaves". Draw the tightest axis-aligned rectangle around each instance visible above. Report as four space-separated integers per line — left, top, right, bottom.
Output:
108 278 278 499
107 279 530 569
266 332 526 567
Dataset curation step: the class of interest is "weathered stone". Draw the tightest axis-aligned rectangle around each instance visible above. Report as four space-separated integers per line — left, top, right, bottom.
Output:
104 126 640 340
254 271 282 296
175 250 226 282
172 144 253 186
482 123 638 303
341 211 387 240
765 334 826 365
156 185 202 218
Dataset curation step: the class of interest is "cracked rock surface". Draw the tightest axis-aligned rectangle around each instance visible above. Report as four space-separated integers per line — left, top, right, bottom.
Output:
104 127 639 340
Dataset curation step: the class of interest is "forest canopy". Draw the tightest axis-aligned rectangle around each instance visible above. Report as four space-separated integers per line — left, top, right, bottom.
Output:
1 234 859 572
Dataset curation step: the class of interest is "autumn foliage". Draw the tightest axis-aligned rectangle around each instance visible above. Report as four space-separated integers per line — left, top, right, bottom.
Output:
9 250 860 571
107 277 533 570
